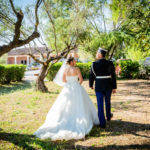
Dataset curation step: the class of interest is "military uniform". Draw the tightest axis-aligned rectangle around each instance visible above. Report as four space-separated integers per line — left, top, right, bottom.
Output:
89 58 117 128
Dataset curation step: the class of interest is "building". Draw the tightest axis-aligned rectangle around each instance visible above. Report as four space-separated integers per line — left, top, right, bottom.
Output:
7 47 78 67
7 47 47 66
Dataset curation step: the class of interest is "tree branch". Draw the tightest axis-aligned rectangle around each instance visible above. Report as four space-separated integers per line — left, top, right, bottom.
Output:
0 0 42 57
35 0 42 32
28 53 45 65
109 44 117 60
13 10 24 42
17 31 40 46
45 45 76 76
9 0 17 16
33 40 45 60
50 46 76 62
0 12 15 25
42 0 58 55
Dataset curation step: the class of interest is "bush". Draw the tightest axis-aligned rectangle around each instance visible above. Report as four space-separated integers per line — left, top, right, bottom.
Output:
47 60 141 81
0 64 26 84
145 66 150 75
139 64 150 79
119 60 140 78
47 62 63 81
113 61 117 67
76 62 92 79
47 62 92 81
0 65 6 83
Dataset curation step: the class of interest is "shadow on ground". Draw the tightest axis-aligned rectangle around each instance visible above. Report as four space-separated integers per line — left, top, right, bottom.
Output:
0 81 32 95
76 144 150 150
89 120 150 138
0 120 150 150
124 81 150 87
0 131 77 150
112 100 150 113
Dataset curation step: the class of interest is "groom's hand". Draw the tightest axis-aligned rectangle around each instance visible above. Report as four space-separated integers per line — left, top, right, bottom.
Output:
90 86 94 89
112 89 116 94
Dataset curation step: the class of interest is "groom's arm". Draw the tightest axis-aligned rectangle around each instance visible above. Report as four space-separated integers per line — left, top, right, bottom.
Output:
110 61 117 91
89 62 96 89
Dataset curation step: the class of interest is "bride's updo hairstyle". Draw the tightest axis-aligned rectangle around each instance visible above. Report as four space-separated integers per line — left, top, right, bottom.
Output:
67 57 74 65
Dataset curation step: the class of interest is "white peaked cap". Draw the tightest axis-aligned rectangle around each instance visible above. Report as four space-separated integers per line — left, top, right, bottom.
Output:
97 47 108 53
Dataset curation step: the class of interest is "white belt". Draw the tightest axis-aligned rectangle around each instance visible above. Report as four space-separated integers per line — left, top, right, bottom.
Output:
96 76 111 79
91 63 111 79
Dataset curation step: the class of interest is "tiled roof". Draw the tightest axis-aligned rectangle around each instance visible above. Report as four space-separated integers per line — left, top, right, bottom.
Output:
8 47 48 56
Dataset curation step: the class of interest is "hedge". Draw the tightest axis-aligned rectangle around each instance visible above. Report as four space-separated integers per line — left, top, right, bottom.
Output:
47 62 92 81
119 60 140 78
0 64 26 84
76 62 92 78
47 60 141 81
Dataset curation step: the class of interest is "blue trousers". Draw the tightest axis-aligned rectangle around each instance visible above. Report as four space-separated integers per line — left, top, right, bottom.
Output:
96 90 112 127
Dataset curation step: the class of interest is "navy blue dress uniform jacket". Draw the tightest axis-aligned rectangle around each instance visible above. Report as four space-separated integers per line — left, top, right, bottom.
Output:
89 58 117 91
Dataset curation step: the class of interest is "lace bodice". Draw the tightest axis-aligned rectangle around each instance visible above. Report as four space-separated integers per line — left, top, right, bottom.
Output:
66 76 78 83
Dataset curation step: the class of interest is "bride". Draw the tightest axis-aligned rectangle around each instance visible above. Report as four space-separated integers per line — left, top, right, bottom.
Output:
53 51 79 86
34 56 99 140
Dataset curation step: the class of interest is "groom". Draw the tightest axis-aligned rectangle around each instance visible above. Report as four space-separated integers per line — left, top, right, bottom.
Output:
89 48 117 128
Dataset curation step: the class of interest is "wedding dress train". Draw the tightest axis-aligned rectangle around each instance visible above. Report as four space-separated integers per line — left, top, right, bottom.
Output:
34 76 99 140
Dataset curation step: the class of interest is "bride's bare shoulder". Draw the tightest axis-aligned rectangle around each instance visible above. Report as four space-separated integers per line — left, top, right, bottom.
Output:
64 67 69 73
75 67 81 72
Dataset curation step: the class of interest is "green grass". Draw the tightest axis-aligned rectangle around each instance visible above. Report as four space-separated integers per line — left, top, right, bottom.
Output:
0 80 150 149
0 81 32 95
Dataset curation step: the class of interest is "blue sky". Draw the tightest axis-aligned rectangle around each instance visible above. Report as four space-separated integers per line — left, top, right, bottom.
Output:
14 0 35 9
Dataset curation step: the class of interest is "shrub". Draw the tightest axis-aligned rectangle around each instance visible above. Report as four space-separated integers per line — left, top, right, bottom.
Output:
0 65 6 83
119 60 140 78
139 64 150 79
47 62 92 81
47 62 63 81
16 65 27 81
0 64 26 84
145 66 150 74
47 60 140 81
113 61 117 67
76 62 92 79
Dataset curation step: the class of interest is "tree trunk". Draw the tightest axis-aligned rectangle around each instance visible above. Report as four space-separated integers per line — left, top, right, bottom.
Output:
35 65 48 92
109 45 117 60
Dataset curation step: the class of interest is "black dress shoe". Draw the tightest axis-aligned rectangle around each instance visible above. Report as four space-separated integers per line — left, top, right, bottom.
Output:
107 113 113 121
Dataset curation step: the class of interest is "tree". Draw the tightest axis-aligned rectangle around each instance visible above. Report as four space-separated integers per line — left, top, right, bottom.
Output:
77 0 128 60
121 0 150 60
0 0 82 92
28 44 76 92
26 0 87 92
0 0 42 57
110 0 150 61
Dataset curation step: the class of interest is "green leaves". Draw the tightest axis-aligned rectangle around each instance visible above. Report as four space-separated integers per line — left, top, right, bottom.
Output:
0 64 26 84
120 60 140 78
47 62 92 81
42 0 90 51
110 0 150 61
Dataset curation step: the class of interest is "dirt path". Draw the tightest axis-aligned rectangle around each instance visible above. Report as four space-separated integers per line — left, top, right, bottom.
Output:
74 80 150 149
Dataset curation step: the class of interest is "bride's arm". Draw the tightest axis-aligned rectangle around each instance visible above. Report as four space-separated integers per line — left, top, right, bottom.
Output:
77 68 83 84
63 69 67 83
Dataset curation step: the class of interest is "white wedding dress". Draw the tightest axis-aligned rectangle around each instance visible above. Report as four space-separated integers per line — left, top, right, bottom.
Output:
34 76 99 140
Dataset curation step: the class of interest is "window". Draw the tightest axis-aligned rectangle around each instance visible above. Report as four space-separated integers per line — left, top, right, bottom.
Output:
21 60 27 65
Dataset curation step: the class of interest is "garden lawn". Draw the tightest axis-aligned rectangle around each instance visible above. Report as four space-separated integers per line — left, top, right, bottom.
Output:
0 80 150 150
